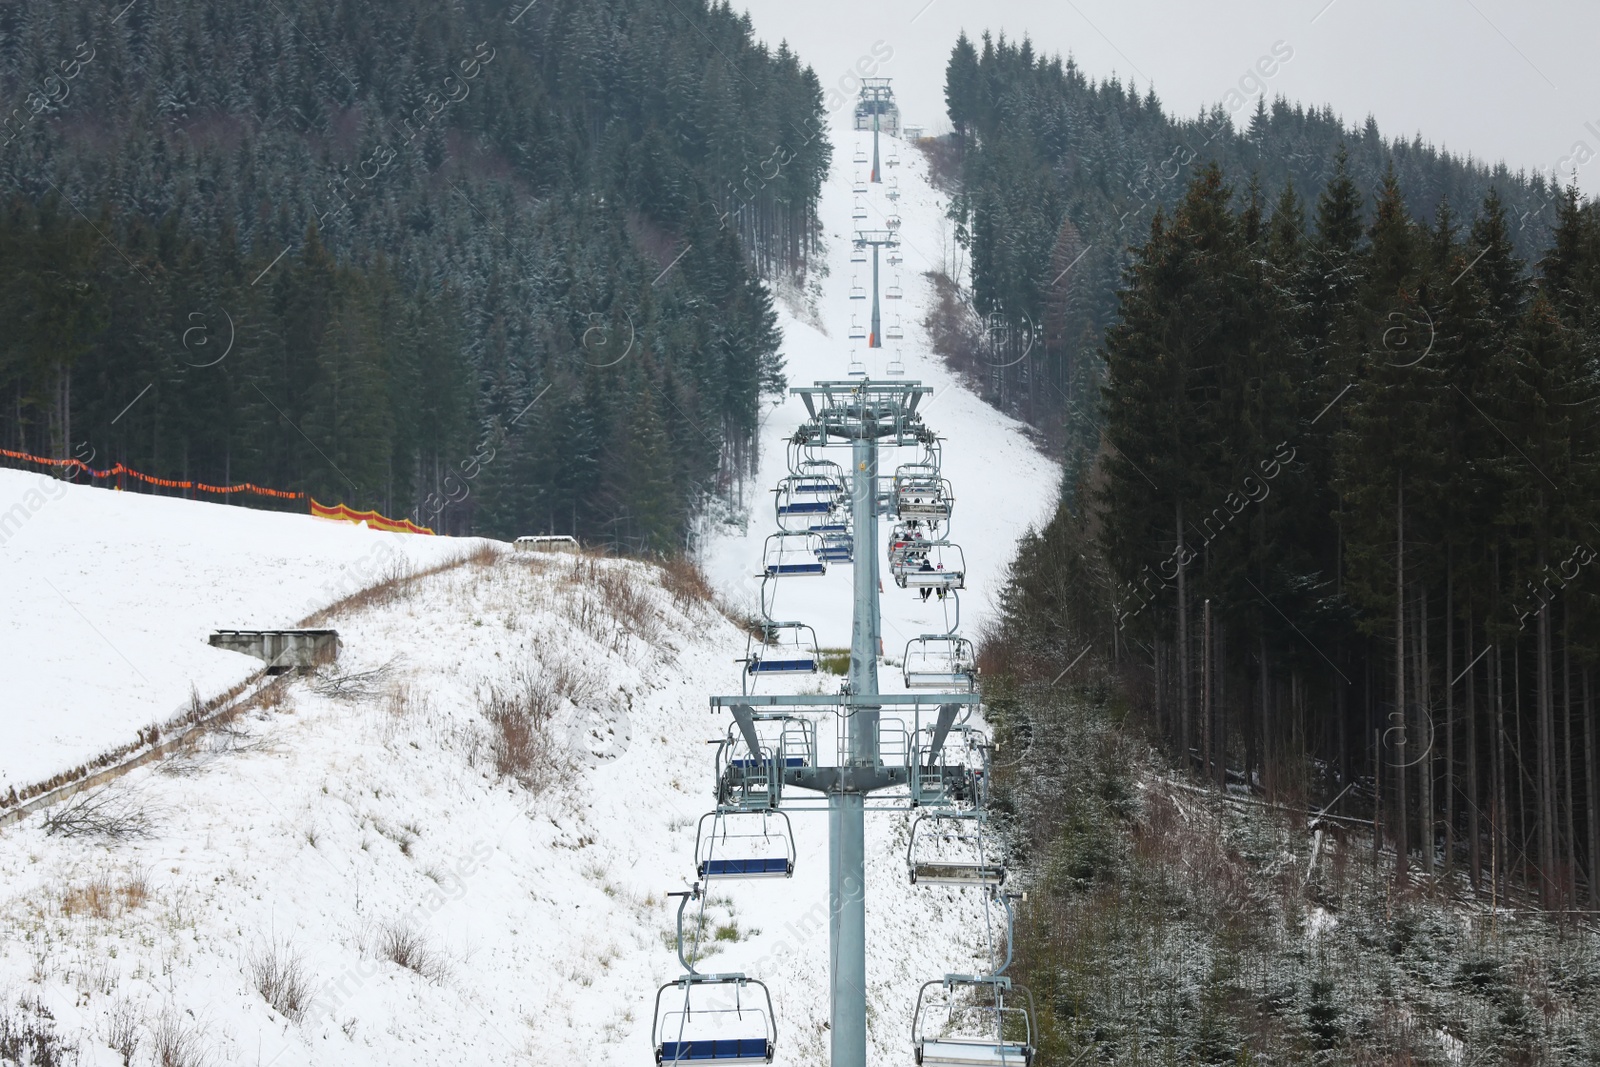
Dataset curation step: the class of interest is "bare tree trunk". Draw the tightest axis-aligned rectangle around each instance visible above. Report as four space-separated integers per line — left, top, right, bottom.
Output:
1202 598 1212 782
1261 632 1272 800
1537 564 1558 907
1395 477 1409 879
1417 579 1434 876
1217 619 1227 789
1563 600 1576 908
1495 643 1508 899
1446 559 1456 875
1586 667 1597 906
1468 600 1481 889
1177 501 1190 770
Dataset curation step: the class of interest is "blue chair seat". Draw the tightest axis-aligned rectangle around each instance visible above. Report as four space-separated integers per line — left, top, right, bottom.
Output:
749 658 817 673
767 564 825 576
730 757 806 769
777 501 832 514
659 1038 772 1062
700 857 792 877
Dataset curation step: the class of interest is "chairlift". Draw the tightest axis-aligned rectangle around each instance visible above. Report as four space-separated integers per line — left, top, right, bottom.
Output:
890 540 965 591
849 276 867 301
891 464 953 521
794 458 846 487
696 808 796 879
775 475 841 528
886 350 906 376
885 213 902 230
885 152 900 169
654 974 777 1064
847 352 867 377
816 530 853 562
852 173 868 195
714 713 816 809
903 634 978 690
848 317 867 341
853 144 868 164
887 250 904 267
887 178 901 202
761 531 826 578
885 281 903 300
885 317 905 341
911 976 1036 1067
746 620 819 676
907 812 1004 886
852 201 868 221
850 246 868 265
908 721 987 809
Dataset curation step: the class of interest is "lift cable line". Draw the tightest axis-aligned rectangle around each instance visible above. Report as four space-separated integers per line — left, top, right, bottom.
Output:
652 80 1033 1067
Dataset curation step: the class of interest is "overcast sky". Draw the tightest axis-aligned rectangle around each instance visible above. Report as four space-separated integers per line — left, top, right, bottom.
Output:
733 0 1600 197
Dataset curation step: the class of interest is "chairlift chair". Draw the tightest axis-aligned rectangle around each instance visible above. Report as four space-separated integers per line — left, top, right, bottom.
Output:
885 213 902 230
761 531 826 578
852 201 868 221
907 812 1005 886
911 976 1036 1067
853 144 868 164
903 634 978 691
891 465 953 521
852 173 868 194
774 475 840 528
848 276 867 301
654 974 778 1064
887 250 904 267
847 353 867 377
886 350 906 376
891 541 965 591
885 317 905 341
848 316 867 340
745 620 819 676
695 808 796 879
885 281 903 300
850 246 868 265
887 177 901 202
714 713 816 809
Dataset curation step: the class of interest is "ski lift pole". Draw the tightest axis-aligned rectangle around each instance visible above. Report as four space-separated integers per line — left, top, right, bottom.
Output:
828 413 881 1067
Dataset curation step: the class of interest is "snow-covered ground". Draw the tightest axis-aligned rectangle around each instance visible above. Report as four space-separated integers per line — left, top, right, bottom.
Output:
0 551 996 1065
0 468 488 792
0 109 1057 1066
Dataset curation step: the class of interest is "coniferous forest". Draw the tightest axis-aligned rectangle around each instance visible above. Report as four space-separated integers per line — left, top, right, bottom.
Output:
0 0 829 548
954 32 1600 1063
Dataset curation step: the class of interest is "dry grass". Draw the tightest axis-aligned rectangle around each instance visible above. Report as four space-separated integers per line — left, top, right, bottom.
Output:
149 1009 208 1067
100 998 141 1065
660 555 716 612
249 941 312 1021
59 867 149 919
481 675 569 794
376 920 449 982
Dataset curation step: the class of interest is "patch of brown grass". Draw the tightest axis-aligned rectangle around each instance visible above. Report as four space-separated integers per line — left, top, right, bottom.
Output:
660 555 715 613
60 867 148 919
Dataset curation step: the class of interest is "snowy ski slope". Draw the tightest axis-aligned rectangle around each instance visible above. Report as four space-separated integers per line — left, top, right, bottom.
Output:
0 470 488 792
697 113 1058 660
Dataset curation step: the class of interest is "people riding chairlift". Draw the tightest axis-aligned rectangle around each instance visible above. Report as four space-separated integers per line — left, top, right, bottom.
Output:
935 562 947 601
919 556 935 601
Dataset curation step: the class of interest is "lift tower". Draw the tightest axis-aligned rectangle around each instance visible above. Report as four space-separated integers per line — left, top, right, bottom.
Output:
795 380 929 1067
853 230 898 349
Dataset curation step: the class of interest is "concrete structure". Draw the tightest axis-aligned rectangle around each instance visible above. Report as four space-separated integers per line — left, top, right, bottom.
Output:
514 535 581 553
209 629 340 674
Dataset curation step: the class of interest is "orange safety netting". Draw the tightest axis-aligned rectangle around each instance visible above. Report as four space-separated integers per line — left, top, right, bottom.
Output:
0 447 305 499
309 498 435 536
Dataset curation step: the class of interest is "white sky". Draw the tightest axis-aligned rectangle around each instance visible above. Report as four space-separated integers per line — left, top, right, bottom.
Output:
735 0 1600 197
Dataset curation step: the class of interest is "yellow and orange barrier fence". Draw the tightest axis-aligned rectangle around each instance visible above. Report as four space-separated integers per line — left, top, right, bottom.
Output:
310 499 434 535
1 447 434 534
1 447 304 499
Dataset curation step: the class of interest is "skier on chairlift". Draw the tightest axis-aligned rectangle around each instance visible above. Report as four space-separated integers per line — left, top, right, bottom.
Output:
919 557 934 601
935 562 947 601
